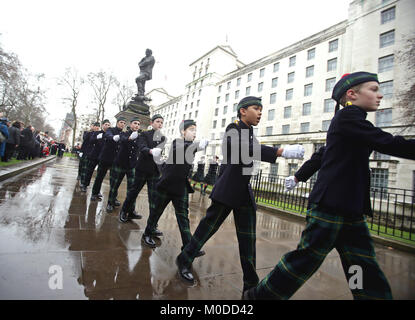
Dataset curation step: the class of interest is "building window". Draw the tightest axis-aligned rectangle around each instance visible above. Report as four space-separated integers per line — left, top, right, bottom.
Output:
288 163 298 176
326 77 336 92
215 108 219 116
371 168 389 199
227 81 231 90
189 112 192 118
329 39 338 52
378 55 394 73
287 72 295 83
216 96 220 104
190 102 193 109
213 120 217 128
304 83 313 96
247 73 252 82
231 116 237 123
225 93 229 102
233 103 238 112
235 90 240 99
268 109 275 121
282 124 290 134
273 62 280 72
211 132 215 140
218 85 222 93
324 99 335 113
270 93 276 104
199 89 202 96
270 163 278 177
185 104 187 111
221 119 226 127
237 77 241 86
257 82 263 93
266 126 273 135
192 92 195 99
380 81 393 99
259 68 265 78
223 105 228 114
302 102 311 116
327 58 337 72
271 77 278 88
246 86 251 95
307 48 315 60
376 108 392 127
300 122 310 133
284 106 292 119
381 6 395 24
195 110 198 118
286 88 293 100
380 30 395 48
197 100 200 107
289 56 296 67
322 120 331 131
306 65 314 78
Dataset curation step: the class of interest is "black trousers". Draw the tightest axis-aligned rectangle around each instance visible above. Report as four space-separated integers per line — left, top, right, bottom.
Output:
3 143 16 161
91 162 113 196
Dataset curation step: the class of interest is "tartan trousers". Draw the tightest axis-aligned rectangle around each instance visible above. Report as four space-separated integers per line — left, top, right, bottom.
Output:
108 165 135 205
144 188 191 248
78 157 89 181
82 158 99 187
91 162 113 196
121 170 159 214
251 205 393 300
178 200 258 291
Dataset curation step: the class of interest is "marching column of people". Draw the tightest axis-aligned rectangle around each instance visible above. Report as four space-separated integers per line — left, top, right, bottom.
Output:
74 71 414 300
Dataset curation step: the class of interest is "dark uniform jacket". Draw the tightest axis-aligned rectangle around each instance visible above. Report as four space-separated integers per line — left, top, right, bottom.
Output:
80 131 92 153
86 131 105 160
309 105 415 218
136 129 166 175
156 138 200 197
20 128 33 147
114 130 140 169
210 120 278 210
295 146 326 182
6 126 20 145
98 127 123 165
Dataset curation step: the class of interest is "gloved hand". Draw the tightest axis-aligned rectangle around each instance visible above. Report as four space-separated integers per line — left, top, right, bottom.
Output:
79 152 83 158
282 145 304 159
151 147 162 157
285 176 298 192
113 135 120 142
97 133 103 140
198 138 209 149
129 131 139 140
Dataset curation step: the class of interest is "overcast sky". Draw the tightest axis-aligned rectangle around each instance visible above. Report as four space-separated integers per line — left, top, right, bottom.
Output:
0 0 350 134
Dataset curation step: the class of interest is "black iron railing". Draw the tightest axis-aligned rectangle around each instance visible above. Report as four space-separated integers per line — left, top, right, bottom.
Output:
251 171 415 244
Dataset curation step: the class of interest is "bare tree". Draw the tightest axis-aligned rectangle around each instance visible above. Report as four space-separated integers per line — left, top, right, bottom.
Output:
58 67 84 148
87 71 116 122
395 37 415 132
113 78 135 112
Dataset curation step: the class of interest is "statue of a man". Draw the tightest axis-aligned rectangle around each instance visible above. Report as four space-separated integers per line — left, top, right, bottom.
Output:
135 48 155 100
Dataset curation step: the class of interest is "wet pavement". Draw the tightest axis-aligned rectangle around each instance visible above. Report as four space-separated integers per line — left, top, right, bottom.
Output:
0 157 414 300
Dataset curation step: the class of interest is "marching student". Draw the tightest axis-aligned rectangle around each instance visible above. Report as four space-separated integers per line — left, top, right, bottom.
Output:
141 119 208 255
243 72 415 300
82 120 111 195
78 123 97 182
175 96 305 290
79 122 100 192
119 114 166 224
91 117 126 204
201 155 220 195
106 117 141 214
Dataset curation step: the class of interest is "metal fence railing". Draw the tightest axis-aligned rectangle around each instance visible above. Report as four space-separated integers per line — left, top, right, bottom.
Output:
250 171 415 243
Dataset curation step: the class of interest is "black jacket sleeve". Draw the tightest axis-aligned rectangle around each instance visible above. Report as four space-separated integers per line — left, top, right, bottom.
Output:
295 146 325 182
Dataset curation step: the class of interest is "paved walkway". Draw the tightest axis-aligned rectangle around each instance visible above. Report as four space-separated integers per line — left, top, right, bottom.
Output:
0 157 413 300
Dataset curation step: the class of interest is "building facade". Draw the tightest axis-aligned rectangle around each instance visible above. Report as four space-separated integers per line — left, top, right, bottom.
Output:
149 0 415 191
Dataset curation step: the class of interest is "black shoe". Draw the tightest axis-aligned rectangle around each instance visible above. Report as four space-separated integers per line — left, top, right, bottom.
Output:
128 211 142 220
114 199 121 207
141 234 156 248
195 250 205 258
119 210 129 223
151 229 163 237
242 288 256 300
106 203 114 213
91 194 100 201
80 185 87 192
175 256 194 284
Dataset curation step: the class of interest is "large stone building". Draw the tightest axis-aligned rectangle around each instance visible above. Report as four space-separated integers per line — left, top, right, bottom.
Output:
149 0 415 191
